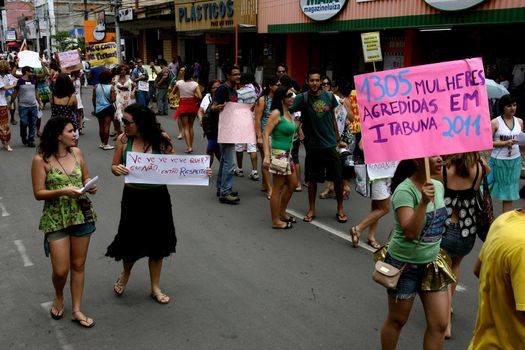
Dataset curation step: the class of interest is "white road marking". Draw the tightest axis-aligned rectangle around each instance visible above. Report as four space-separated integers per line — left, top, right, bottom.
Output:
456 284 467 292
0 197 10 217
286 209 375 252
13 240 34 267
40 302 75 350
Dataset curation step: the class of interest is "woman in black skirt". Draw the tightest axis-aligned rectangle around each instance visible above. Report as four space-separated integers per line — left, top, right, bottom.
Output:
107 103 176 304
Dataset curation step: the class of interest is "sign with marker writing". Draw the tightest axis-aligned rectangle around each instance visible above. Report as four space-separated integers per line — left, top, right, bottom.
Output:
367 161 399 181
125 152 210 186
361 32 382 63
218 102 256 144
354 57 492 164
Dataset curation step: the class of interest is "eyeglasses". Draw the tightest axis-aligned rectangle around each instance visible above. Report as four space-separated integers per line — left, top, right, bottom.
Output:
322 82 330 86
122 119 135 126
285 92 294 98
277 70 286 73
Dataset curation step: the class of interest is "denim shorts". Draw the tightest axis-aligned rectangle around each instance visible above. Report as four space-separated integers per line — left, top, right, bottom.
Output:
384 254 447 300
44 222 96 257
440 223 476 257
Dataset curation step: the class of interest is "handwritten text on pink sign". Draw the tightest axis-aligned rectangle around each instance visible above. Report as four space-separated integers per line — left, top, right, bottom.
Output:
354 58 492 164
125 152 210 186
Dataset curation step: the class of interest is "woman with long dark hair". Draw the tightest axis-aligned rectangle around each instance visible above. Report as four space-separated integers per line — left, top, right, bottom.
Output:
92 69 117 150
107 103 177 304
171 66 202 153
255 76 279 199
51 74 78 137
32 116 97 327
380 156 451 349
263 86 299 229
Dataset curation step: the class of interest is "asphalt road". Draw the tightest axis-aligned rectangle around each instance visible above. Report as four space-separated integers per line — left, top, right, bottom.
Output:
1 90 524 349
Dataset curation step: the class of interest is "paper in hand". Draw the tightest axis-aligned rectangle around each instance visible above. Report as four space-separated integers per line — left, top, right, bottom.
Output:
80 176 98 193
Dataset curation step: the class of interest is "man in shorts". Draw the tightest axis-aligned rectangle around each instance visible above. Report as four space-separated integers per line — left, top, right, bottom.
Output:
289 67 347 223
469 208 525 349
234 73 259 180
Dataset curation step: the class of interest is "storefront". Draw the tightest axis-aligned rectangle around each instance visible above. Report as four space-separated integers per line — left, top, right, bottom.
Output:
258 0 525 87
174 0 257 81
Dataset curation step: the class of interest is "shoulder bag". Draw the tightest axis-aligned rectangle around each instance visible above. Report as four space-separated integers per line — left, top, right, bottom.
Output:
269 116 295 173
475 161 494 241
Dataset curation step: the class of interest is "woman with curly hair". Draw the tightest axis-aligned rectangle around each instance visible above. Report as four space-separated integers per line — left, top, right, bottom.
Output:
107 103 177 304
31 116 97 327
114 64 134 131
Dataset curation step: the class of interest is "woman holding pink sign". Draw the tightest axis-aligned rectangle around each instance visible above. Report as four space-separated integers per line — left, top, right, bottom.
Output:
107 103 177 305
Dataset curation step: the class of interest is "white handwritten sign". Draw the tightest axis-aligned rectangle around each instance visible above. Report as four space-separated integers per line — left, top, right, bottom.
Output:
125 152 210 186
18 50 42 68
367 161 399 181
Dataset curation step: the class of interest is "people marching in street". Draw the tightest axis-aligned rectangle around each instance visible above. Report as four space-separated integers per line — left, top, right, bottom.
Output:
32 116 97 328
10 66 43 148
234 73 259 180
212 65 241 204
263 85 299 229
107 103 177 305
289 68 347 223
71 70 85 135
92 68 116 150
113 64 135 133
171 65 202 154
0 60 16 151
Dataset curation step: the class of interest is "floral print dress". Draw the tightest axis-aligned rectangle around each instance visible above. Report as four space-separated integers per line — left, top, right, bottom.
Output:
115 77 134 121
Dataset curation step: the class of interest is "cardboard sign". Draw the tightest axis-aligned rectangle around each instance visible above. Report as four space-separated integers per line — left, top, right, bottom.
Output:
353 58 492 164
361 32 382 63
367 161 399 181
217 102 256 144
125 152 210 186
85 42 118 67
56 50 83 74
18 50 42 69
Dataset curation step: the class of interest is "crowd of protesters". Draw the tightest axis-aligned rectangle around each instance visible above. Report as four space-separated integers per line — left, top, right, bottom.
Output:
11 49 523 348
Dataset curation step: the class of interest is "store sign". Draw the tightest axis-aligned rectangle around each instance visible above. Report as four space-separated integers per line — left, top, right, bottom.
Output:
424 0 486 11
300 0 348 21
175 0 256 32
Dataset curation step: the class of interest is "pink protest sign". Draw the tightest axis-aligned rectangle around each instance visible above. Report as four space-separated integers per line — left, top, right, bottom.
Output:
354 58 492 164
218 102 256 144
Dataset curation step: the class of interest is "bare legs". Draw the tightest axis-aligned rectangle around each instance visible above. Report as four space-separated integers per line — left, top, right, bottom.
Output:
381 291 448 350
97 115 112 145
445 255 464 338
502 200 513 213
354 198 390 245
115 258 169 303
270 173 298 227
181 114 195 152
49 235 92 323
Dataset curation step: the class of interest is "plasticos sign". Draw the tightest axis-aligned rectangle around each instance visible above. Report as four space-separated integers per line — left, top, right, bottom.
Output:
300 0 348 21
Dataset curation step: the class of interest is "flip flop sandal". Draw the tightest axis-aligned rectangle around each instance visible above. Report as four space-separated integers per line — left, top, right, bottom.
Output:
113 276 127 296
50 304 64 320
281 216 297 224
272 221 293 229
303 214 316 222
350 227 360 248
336 213 348 223
71 312 95 328
151 292 170 304
367 239 381 249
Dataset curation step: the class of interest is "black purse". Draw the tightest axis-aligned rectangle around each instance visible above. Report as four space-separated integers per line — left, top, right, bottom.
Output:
475 162 494 242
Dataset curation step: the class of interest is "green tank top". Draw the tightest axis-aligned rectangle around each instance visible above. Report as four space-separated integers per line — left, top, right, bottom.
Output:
39 154 97 233
271 114 297 151
123 136 163 189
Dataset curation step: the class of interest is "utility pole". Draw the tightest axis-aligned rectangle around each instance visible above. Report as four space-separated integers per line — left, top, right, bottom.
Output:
84 0 88 20
114 0 122 64
34 0 40 53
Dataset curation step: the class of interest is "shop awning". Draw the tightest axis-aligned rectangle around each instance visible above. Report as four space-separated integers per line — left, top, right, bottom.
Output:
6 42 20 47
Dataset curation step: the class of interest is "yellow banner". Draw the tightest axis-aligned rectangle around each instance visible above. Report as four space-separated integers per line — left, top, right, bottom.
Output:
348 90 361 134
85 42 118 67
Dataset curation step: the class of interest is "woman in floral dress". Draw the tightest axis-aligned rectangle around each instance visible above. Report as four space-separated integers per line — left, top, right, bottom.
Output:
114 64 134 138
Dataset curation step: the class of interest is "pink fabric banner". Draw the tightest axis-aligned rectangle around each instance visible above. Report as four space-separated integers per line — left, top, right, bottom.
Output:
218 102 256 144
354 58 493 164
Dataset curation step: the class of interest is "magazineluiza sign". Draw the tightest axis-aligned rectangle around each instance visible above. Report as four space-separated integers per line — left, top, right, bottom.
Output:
424 0 486 11
300 0 348 21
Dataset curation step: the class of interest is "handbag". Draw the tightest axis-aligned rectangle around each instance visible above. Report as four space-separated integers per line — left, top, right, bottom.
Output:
269 116 295 173
354 163 371 197
475 161 494 241
372 260 402 289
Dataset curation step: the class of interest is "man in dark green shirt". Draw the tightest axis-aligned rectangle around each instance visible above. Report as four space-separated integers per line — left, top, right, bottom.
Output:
289 68 347 223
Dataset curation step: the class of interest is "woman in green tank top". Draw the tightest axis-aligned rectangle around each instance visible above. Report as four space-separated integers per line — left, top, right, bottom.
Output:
263 86 299 229
32 117 97 328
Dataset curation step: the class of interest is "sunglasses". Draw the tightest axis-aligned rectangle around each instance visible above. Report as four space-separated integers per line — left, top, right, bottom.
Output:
322 82 330 86
122 119 135 126
285 92 294 98
277 70 286 73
